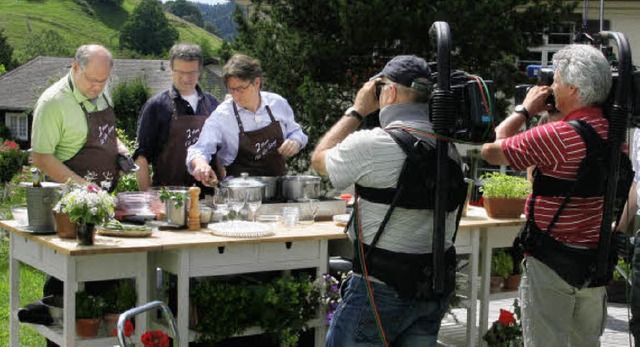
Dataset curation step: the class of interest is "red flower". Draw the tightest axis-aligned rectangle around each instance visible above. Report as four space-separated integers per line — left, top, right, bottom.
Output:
113 319 135 337
498 309 516 326
141 330 170 347
4 140 18 149
87 184 100 193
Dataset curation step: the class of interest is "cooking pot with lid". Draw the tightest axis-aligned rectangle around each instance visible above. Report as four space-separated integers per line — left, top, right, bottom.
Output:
219 173 266 200
280 175 321 201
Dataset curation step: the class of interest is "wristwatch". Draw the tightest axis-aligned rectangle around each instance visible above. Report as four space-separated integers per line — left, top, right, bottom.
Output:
514 104 530 120
345 107 363 122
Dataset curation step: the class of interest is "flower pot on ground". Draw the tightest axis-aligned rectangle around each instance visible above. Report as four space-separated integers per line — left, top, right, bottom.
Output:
491 249 513 292
54 212 77 239
480 173 531 219
505 274 521 291
608 259 631 303
75 291 104 338
103 280 137 336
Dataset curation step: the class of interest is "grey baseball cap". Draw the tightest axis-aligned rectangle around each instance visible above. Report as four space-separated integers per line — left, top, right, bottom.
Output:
371 55 432 89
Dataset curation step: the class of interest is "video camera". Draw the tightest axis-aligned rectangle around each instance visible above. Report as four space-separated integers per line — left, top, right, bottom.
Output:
516 53 640 126
427 64 497 144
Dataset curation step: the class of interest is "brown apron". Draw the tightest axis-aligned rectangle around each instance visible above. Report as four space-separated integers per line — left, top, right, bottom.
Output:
64 77 119 191
226 103 285 177
154 90 210 187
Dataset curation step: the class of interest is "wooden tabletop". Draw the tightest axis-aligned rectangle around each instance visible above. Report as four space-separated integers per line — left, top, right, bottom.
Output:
1 207 524 256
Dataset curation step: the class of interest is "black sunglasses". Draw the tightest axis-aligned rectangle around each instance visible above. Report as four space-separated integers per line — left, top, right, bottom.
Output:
375 81 389 100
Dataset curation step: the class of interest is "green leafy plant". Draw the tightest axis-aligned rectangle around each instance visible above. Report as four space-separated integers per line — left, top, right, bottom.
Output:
483 298 523 346
190 274 318 346
76 291 104 319
491 249 514 278
104 280 137 313
481 173 531 199
613 258 631 282
159 187 189 208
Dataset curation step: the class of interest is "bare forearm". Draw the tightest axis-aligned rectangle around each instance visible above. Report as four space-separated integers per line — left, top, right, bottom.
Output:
135 156 151 191
32 153 87 185
495 113 527 139
311 115 361 175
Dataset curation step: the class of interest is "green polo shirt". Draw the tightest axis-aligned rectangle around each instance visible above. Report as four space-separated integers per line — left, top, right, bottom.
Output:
31 73 112 161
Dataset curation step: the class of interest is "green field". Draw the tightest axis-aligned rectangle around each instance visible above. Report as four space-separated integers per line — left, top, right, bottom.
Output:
0 0 223 62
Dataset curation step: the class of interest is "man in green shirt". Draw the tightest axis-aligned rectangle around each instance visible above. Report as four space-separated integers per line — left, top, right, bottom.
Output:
31 44 128 189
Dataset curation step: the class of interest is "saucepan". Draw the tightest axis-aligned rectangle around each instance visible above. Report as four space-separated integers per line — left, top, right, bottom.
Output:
280 175 321 201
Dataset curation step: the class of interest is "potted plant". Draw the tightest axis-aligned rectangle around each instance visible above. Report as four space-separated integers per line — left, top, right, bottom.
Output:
75 291 104 338
103 280 138 336
53 181 116 245
483 298 523 346
159 187 189 226
505 245 524 291
607 258 631 303
491 249 513 292
480 172 531 218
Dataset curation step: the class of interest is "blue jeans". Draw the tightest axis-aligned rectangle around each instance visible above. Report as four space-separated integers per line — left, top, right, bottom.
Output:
325 274 451 347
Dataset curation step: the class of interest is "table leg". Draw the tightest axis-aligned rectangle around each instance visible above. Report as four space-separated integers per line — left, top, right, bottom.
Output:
64 258 78 347
466 227 480 347
478 229 491 346
177 250 190 347
9 235 20 347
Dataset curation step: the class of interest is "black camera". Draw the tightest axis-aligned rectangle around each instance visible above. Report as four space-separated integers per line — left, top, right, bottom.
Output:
515 65 559 115
117 154 139 173
427 66 497 144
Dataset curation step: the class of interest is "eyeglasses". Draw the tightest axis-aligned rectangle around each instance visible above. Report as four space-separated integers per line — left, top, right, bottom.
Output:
80 68 110 86
375 81 390 100
227 81 254 94
172 69 201 77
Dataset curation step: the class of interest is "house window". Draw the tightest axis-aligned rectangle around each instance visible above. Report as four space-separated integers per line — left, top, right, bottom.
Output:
5 112 28 141
517 19 611 73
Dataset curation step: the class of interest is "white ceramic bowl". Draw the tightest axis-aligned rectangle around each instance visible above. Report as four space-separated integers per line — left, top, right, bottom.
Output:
11 205 28 226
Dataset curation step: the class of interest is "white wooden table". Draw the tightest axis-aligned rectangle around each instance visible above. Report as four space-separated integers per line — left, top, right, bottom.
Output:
3 220 153 347
150 222 346 347
456 206 524 347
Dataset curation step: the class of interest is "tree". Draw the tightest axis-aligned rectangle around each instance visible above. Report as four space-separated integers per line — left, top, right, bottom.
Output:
233 0 577 172
112 77 151 140
164 0 204 27
119 0 179 56
14 30 71 64
0 29 16 71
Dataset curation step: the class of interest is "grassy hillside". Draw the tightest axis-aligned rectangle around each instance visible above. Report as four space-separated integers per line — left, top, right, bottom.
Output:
0 0 223 62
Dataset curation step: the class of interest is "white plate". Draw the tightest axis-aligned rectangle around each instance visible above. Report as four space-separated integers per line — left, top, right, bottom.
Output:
208 221 274 238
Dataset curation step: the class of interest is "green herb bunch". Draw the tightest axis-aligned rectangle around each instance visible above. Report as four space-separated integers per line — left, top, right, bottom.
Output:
491 249 514 278
76 291 105 319
159 187 189 207
481 173 531 199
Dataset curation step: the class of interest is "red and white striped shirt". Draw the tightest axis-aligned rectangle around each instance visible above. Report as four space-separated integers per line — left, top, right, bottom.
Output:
502 107 608 248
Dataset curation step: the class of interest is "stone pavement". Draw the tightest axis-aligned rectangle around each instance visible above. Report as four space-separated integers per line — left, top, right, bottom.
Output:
439 297 634 346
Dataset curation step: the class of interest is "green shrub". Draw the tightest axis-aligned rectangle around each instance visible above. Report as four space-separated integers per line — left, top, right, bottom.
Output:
491 249 513 278
76 291 104 319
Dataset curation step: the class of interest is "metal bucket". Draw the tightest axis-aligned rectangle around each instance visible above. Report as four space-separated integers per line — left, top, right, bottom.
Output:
26 185 60 231
165 200 187 227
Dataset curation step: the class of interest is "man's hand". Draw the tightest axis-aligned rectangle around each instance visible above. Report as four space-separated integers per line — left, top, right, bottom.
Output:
192 159 218 187
278 139 300 157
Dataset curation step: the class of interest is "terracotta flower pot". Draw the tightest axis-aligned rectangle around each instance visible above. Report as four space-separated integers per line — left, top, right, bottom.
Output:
483 197 526 219
490 276 504 293
54 212 77 239
76 317 101 338
103 313 120 336
505 274 521 291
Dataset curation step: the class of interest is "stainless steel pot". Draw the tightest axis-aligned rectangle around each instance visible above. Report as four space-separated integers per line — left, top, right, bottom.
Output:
280 175 321 201
219 173 266 201
253 176 278 201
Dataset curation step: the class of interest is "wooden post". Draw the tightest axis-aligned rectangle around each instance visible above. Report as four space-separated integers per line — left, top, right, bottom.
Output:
188 186 201 231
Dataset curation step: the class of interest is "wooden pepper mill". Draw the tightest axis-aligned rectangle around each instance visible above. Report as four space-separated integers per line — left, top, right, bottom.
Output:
188 186 201 231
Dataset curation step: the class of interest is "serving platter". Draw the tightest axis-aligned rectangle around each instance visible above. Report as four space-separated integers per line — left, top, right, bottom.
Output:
208 221 274 238
96 223 153 237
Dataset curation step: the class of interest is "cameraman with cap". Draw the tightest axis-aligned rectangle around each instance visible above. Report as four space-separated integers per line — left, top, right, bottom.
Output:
312 55 465 346
481 44 614 346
